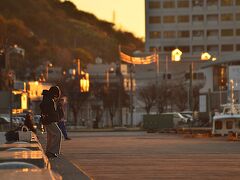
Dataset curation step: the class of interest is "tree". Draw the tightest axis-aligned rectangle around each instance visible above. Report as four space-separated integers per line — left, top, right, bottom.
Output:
103 89 118 127
138 84 156 114
172 83 188 111
61 77 89 125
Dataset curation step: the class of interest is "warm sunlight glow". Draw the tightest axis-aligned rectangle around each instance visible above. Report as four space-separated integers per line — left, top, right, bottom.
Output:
69 0 145 39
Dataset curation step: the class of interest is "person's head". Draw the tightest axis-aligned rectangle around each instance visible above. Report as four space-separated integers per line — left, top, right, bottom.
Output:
41 90 49 95
49 86 61 100
25 113 33 123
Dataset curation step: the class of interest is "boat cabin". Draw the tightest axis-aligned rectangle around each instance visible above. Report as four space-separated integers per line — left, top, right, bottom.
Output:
212 104 240 136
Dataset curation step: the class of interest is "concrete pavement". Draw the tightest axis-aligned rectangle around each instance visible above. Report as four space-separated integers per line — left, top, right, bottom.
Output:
37 132 92 180
61 131 240 180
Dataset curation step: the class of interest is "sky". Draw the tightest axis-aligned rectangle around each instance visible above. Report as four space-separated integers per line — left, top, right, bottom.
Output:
69 0 145 39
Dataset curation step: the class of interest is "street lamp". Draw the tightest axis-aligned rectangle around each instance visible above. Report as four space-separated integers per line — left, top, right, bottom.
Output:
171 48 212 112
171 48 182 62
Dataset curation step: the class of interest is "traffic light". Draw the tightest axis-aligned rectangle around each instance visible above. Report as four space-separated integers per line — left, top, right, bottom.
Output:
0 52 5 69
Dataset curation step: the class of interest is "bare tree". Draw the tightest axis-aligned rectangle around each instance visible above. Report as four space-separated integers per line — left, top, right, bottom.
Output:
59 77 89 125
172 83 188 111
157 83 169 113
138 84 156 114
103 89 118 127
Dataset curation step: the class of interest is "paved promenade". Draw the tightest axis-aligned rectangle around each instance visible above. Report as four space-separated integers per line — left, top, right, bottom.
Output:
61 131 240 180
37 132 91 180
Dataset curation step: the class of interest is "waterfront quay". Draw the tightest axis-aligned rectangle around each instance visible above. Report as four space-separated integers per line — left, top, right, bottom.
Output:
62 131 240 180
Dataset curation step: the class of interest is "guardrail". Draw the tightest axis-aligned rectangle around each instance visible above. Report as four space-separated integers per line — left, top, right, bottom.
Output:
0 132 62 179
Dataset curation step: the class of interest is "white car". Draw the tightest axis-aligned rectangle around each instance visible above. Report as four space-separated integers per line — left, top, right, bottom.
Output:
162 112 189 124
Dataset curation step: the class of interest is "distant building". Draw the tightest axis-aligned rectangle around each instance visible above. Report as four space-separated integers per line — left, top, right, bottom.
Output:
36 64 63 82
145 0 240 59
27 81 52 114
86 63 134 127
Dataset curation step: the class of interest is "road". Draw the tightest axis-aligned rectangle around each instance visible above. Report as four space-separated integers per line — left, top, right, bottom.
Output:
61 131 240 180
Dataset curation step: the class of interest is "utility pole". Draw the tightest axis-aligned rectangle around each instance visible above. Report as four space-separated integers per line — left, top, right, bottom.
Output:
116 60 123 126
155 49 159 114
129 64 134 127
189 62 193 111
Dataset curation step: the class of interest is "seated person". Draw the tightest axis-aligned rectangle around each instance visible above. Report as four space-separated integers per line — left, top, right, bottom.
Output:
24 113 37 133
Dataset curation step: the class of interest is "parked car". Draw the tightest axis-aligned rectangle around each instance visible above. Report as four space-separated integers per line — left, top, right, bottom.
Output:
0 116 10 124
180 114 193 122
162 112 188 124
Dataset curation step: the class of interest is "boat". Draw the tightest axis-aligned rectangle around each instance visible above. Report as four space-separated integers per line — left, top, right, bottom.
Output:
212 80 240 136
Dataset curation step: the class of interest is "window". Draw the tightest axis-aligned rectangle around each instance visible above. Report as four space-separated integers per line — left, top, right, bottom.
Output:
236 13 240 21
163 31 176 38
221 14 233 21
236 29 240 36
207 45 219 52
164 46 175 52
237 44 240 51
222 44 234 51
207 30 219 38
178 15 189 23
192 0 204 7
221 29 233 36
177 0 189 8
163 73 171 80
207 0 218 6
163 0 175 8
215 121 222 130
149 31 161 39
196 72 205 80
192 15 204 22
193 30 204 37
226 121 233 129
149 1 160 9
149 16 161 24
192 45 204 52
207 14 218 22
221 0 233 6
163 16 175 23
178 31 190 38
178 46 190 52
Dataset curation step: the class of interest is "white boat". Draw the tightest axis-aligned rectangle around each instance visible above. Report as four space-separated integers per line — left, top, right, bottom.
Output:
212 80 240 136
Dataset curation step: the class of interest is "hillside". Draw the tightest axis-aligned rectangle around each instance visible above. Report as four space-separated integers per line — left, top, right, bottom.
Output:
0 0 144 79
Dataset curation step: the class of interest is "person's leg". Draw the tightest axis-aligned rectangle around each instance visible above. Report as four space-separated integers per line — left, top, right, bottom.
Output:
45 124 53 153
45 123 62 155
58 121 68 139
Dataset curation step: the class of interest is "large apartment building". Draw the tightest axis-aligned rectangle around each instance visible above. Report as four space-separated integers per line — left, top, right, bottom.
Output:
145 0 240 59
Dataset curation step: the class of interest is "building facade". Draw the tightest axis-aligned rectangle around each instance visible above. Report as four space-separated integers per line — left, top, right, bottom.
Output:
145 0 240 59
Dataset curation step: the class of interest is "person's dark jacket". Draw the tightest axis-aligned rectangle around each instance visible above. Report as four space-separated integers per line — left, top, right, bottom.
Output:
40 90 59 125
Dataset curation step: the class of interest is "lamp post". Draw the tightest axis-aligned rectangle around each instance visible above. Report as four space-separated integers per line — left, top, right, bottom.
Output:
155 49 171 113
171 49 212 112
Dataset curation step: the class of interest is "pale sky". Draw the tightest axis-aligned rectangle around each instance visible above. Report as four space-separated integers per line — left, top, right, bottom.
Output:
69 0 145 39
